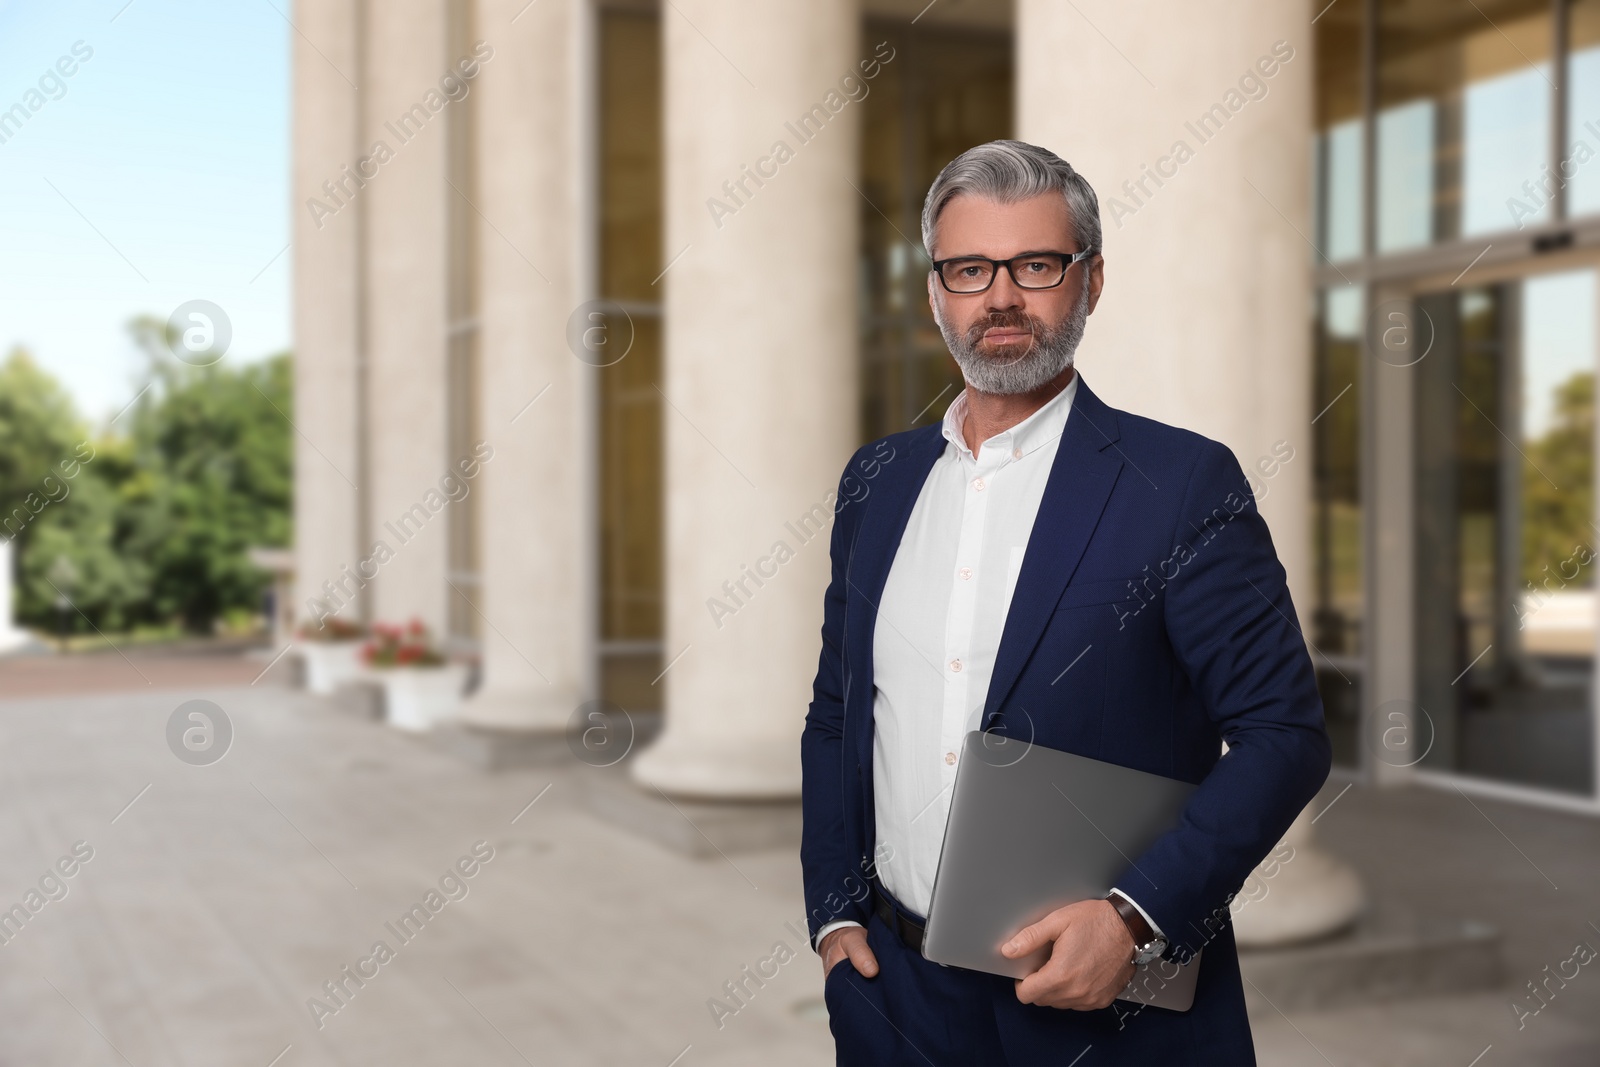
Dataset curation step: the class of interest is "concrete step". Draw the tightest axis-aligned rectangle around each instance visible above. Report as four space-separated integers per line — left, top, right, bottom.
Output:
1240 903 1504 1012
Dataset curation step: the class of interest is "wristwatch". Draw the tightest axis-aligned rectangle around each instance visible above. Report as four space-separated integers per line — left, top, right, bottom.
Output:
1105 891 1167 966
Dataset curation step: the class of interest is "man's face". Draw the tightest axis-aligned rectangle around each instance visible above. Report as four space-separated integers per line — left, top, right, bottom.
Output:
927 193 1104 394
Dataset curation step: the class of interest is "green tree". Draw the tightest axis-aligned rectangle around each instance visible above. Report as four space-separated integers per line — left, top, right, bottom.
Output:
0 347 87 549
17 443 149 631
1523 370 1594 588
8 323 293 635
116 322 293 631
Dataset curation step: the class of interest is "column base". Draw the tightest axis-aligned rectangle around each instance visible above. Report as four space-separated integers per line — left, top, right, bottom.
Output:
584 765 801 857
1232 805 1365 948
1232 841 1365 947
429 723 573 771
628 730 801 800
1239 905 1504 1012
434 686 580 771
457 685 576 731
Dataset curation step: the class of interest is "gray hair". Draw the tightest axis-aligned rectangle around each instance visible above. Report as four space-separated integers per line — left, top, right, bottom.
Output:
920 140 1102 259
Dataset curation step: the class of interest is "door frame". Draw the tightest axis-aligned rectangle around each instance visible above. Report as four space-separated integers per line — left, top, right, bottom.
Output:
1358 242 1600 815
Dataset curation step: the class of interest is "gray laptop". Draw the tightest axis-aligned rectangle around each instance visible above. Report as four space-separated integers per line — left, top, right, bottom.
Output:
921 731 1203 1011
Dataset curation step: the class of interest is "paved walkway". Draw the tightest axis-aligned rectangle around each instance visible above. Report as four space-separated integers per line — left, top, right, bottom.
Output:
0 682 833 1067
0 670 1596 1065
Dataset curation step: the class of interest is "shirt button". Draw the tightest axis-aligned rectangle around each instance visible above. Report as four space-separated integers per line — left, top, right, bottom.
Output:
973 477 986 491
945 751 958 765
959 567 972 580
1013 447 1023 460
949 658 963 673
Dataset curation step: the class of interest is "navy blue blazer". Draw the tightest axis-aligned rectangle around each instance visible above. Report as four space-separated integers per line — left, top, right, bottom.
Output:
800 376 1331 1057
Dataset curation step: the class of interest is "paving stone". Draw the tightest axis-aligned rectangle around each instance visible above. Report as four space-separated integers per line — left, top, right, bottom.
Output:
0 662 1596 1065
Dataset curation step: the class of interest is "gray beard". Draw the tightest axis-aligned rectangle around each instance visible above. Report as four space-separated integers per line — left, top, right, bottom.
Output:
936 284 1090 395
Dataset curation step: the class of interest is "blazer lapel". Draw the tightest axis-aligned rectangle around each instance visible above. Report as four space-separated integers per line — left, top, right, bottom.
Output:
981 378 1124 729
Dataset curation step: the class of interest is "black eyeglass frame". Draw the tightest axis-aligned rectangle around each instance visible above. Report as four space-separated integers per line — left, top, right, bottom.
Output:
929 249 1099 294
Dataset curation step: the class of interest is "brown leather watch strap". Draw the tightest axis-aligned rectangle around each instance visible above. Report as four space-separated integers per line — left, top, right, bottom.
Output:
1106 891 1154 949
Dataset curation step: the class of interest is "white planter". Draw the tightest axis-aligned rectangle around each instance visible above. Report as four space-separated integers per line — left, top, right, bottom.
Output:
377 664 469 732
298 641 366 695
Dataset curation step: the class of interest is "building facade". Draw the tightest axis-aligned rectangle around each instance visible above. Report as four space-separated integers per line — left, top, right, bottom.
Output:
292 0 1600 813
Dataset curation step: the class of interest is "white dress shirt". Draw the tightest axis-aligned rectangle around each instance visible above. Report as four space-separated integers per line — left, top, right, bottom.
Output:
816 375 1164 953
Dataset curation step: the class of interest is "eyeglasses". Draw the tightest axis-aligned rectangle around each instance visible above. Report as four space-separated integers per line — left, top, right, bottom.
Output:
930 250 1097 294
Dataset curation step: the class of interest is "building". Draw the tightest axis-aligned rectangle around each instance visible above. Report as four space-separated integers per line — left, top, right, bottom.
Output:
291 0 1598 816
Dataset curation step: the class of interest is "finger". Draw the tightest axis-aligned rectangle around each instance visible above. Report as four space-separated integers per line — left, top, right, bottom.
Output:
1017 929 1098 1007
1014 968 1074 1007
1002 912 1068 958
846 936 879 978
1012 943 1065 1003
822 931 854 974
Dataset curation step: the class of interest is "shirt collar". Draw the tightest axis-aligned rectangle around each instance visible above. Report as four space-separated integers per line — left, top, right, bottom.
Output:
940 372 1079 461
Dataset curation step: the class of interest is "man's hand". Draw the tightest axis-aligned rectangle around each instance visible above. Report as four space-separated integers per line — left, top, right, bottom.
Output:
1001 898 1136 1010
819 926 879 979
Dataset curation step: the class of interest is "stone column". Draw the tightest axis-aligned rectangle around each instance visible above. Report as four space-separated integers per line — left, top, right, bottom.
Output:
1019 0 1361 944
1231 807 1363 946
457 0 590 734
1018 0 1312 604
362 0 452 635
629 0 861 798
291 0 364 626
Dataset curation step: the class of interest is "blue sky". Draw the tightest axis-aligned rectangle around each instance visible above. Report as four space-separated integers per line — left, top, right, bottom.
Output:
0 0 289 423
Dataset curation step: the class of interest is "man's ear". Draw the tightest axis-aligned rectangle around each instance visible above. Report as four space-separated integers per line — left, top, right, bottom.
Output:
927 271 939 319
1086 255 1105 315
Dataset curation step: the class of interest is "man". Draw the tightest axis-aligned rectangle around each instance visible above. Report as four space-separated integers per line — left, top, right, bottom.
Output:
800 139 1330 1065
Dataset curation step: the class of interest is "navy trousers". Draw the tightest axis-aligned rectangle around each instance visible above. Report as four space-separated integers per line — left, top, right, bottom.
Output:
824 888 1256 1066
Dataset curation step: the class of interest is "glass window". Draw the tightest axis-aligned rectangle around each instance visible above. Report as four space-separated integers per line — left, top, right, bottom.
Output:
1313 286 1364 767
597 9 665 709
1376 100 1436 251
1565 0 1600 218
1413 270 1595 795
1519 270 1596 676
1376 0 1552 250
1315 0 1365 260
1461 53 1551 234
1321 120 1365 261
859 21 1012 441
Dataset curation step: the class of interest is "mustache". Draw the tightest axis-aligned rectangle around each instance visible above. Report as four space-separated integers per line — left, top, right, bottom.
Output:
964 311 1056 350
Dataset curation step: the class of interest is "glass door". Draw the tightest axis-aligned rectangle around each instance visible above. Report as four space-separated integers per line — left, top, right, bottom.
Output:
1412 268 1597 795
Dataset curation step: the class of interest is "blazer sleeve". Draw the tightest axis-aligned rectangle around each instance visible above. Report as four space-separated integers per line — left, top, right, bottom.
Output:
1128 439 1333 961
800 449 875 947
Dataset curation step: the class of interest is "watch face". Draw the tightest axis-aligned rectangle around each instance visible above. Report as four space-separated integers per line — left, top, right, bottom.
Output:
1134 940 1165 965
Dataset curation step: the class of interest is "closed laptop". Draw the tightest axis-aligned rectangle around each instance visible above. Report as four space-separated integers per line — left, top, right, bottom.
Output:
922 731 1203 1011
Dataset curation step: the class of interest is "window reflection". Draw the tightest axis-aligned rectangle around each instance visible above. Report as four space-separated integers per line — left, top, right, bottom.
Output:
1565 0 1600 218
1461 56 1550 234
1377 101 1436 251
597 9 665 708
1414 271 1596 795
1314 287 1364 767
1375 0 1552 249
859 22 1011 440
1315 0 1364 261
1321 121 1365 261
